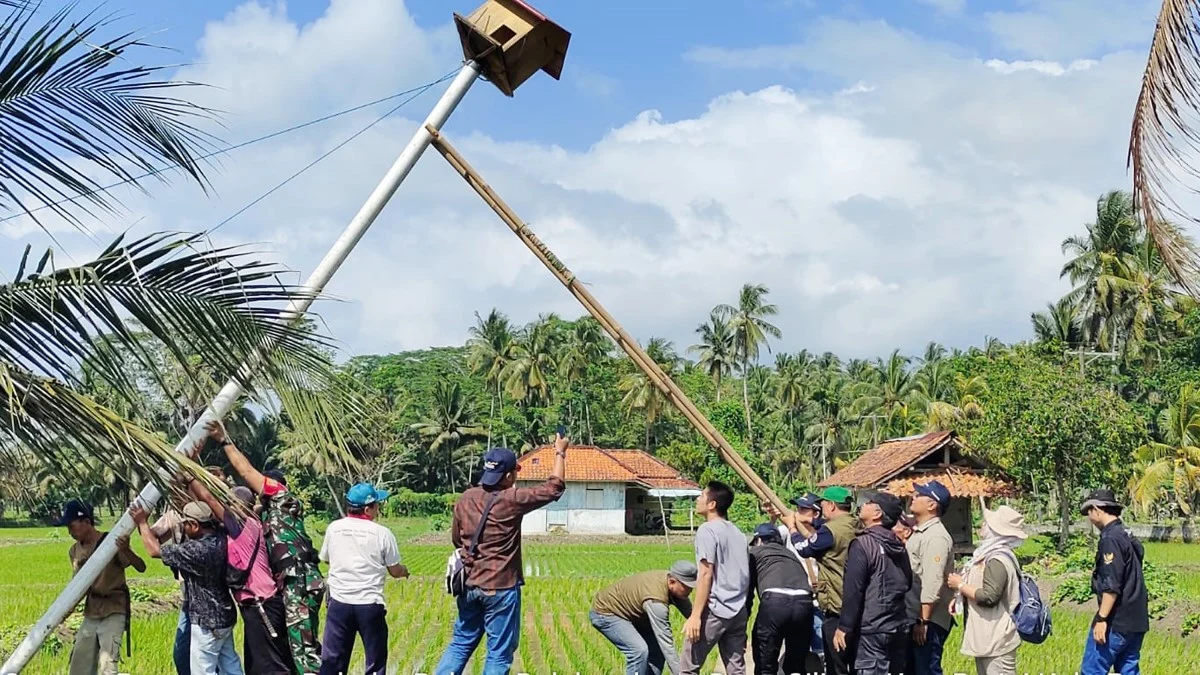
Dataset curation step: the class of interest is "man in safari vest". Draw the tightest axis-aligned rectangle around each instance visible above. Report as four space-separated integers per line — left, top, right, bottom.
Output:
782 486 858 675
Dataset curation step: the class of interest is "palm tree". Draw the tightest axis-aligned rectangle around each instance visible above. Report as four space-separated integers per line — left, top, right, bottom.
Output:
1032 298 1084 345
4 234 350 488
856 350 916 437
805 375 858 480
921 342 947 365
1128 3 1200 297
411 380 487 493
1099 233 1181 357
689 311 736 402
1061 192 1142 349
558 317 610 443
775 353 809 450
920 374 988 432
0 5 214 228
467 309 515 448
1129 384 1200 518
716 284 782 445
619 337 678 451
504 314 561 407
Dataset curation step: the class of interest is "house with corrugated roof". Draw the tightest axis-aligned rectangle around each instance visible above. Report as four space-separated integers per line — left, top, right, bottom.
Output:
819 430 1016 551
516 445 701 535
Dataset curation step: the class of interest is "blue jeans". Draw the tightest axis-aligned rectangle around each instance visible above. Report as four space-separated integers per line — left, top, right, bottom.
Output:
435 587 522 675
1081 626 1144 675
173 609 192 675
811 606 824 656
589 610 664 675
908 622 950 675
191 624 244 675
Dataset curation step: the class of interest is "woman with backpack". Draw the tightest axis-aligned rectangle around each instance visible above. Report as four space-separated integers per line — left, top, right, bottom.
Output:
947 505 1028 675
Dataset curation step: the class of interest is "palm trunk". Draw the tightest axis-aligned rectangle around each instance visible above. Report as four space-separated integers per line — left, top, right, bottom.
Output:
498 378 507 448
645 420 652 452
716 372 722 403
486 389 495 450
1056 470 1070 549
448 444 457 493
585 397 593 445
325 476 345 517
742 359 753 445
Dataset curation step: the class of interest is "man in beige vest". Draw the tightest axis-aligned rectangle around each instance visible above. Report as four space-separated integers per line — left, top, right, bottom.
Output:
590 561 697 675
905 480 955 675
782 486 857 675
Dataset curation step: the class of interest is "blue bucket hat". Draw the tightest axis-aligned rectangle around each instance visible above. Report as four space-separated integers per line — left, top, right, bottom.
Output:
346 482 391 508
480 448 519 487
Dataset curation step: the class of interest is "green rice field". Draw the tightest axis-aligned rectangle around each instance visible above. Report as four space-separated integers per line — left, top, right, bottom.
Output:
1 520 1198 674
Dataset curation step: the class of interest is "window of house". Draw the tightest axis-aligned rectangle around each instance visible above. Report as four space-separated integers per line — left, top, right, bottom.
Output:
585 488 604 509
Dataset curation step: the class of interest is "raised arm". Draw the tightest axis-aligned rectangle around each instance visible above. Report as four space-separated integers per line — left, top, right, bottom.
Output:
207 420 265 494
129 504 162 559
187 476 227 522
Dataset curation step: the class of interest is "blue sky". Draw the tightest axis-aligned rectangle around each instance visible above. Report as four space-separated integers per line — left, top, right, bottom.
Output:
3 0 1165 358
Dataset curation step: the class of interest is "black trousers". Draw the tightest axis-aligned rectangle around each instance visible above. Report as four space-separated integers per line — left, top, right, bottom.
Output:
821 613 855 675
318 598 388 675
241 595 296 675
854 631 908 675
752 593 814 675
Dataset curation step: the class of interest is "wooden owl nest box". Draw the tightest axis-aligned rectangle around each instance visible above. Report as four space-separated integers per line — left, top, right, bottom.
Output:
455 0 570 97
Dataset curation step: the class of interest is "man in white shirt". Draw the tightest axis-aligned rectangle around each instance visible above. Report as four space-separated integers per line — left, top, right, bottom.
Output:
318 483 408 675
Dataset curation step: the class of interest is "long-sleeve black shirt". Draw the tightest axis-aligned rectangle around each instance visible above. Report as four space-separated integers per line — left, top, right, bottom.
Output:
1091 519 1149 634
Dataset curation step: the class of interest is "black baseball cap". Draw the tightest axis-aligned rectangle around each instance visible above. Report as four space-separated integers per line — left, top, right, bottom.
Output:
54 500 94 526
868 492 904 528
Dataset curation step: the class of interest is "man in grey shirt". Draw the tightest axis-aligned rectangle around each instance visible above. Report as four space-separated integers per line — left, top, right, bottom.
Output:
682 481 750 675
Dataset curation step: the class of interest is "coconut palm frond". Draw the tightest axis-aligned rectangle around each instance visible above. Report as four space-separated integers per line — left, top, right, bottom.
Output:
0 362 223 497
1 232 361 479
0 4 217 227
1128 0 1200 296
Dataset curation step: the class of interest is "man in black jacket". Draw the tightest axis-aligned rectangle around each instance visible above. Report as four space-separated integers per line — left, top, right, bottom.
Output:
1079 489 1148 675
833 492 912 675
747 524 814 675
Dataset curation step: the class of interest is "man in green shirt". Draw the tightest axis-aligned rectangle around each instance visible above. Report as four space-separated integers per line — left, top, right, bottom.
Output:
590 561 697 675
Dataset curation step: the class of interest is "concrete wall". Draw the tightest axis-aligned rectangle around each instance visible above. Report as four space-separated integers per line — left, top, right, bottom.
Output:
517 481 627 535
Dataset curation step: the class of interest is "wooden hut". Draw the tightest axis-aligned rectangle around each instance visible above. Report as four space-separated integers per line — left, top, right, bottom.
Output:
819 431 1017 553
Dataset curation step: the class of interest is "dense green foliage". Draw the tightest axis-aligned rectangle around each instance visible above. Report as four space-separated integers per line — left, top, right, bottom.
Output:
5 190 1200 529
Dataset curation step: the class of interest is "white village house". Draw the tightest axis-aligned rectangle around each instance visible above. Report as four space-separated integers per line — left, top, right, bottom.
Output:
516 445 701 535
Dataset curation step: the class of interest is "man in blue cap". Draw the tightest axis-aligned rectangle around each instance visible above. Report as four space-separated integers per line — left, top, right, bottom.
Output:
318 482 407 675
748 523 814 675
60 500 146 675
904 480 954 675
435 433 569 675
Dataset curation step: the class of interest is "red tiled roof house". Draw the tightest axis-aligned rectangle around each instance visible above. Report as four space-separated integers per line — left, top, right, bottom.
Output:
819 431 1017 551
517 445 701 535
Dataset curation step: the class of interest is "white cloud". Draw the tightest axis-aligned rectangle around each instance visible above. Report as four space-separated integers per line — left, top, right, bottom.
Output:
984 0 1156 60
1 1 1161 359
985 58 1098 75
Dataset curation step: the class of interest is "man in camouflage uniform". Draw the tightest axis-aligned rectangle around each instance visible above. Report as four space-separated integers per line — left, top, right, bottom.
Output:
208 421 325 675
261 469 325 674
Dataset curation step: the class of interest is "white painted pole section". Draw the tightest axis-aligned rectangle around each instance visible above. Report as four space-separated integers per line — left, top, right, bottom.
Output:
1 60 482 674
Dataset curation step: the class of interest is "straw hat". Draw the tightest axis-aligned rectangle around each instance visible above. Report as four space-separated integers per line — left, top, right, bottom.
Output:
982 504 1027 540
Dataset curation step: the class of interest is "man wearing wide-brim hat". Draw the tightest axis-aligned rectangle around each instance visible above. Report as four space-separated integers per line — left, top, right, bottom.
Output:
1078 489 1148 675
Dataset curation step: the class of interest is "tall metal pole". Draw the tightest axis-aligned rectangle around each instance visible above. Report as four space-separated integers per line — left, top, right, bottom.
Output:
1 60 482 675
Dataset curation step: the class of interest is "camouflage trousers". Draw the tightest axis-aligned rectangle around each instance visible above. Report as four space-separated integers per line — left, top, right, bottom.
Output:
283 583 325 675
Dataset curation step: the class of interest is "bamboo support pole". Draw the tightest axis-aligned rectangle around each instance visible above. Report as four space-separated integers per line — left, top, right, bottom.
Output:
425 125 787 513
